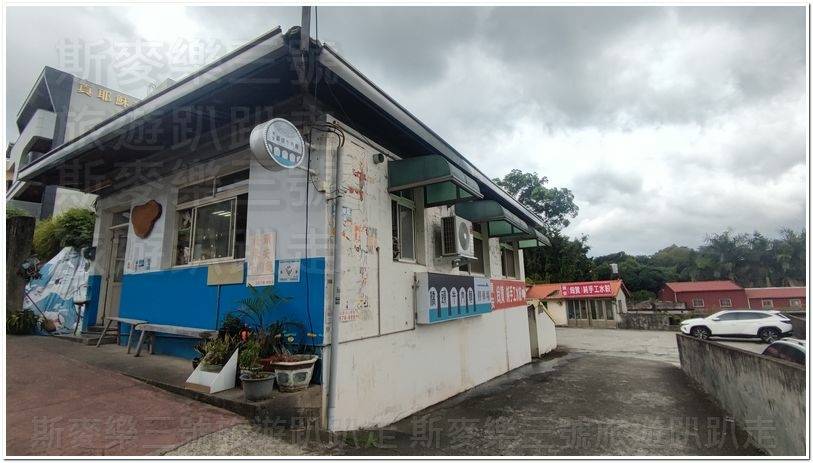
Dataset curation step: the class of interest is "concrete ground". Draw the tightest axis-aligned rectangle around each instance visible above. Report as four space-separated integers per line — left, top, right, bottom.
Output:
8 329 767 456
6 335 245 456
329 350 762 456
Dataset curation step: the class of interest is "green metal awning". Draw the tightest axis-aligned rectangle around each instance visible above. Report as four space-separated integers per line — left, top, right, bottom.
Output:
388 155 483 206
517 229 552 248
454 200 531 237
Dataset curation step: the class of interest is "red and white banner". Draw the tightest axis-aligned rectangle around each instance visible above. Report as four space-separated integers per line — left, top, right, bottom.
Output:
560 281 613 298
490 279 527 310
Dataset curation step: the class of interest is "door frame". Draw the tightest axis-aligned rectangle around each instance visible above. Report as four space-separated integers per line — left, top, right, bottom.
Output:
99 213 130 322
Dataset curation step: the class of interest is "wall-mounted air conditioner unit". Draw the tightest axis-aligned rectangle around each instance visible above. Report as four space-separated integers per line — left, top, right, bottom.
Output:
441 215 476 259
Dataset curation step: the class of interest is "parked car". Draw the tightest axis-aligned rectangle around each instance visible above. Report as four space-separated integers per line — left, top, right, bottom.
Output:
762 339 806 365
680 310 793 343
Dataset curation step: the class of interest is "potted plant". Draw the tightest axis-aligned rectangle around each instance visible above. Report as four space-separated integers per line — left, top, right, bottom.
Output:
238 338 275 401
265 323 319 393
199 335 231 373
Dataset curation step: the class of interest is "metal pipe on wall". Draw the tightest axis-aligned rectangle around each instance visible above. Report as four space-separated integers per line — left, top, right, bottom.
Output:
326 139 344 432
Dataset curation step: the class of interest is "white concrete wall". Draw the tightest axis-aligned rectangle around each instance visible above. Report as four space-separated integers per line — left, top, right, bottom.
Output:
324 118 532 431
535 307 558 355
544 299 568 325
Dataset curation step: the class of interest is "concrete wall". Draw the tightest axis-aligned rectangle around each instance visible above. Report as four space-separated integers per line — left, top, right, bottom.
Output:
535 307 557 355
618 312 684 331
676 334 806 456
324 119 532 431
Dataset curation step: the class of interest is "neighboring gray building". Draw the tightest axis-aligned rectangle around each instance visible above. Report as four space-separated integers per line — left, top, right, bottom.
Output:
6 66 137 218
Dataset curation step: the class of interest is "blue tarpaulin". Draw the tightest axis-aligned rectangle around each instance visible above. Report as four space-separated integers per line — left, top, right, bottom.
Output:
24 247 91 335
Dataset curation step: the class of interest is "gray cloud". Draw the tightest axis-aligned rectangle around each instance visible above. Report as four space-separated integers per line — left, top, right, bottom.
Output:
5 6 806 255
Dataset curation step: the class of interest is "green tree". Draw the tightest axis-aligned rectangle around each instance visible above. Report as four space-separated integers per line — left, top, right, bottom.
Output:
32 208 96 261
493 169 578 232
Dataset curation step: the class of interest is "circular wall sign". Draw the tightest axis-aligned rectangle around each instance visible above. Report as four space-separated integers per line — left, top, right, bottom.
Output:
249 118 305 171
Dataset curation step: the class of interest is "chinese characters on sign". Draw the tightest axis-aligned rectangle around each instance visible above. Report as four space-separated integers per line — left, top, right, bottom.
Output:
560 281 614 298
490 279 527 310
246 231 276 287
76 82 133 108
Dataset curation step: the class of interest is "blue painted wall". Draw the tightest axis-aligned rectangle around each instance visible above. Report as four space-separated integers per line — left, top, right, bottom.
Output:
83 275 102 331
118 258 325 359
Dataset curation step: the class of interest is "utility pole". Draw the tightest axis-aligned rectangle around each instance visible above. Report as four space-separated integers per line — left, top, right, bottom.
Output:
301 6 311 53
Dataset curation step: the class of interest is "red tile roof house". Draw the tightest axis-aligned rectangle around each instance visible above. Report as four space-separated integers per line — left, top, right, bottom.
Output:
745 287 806 310
658 280 749 311
527 280 630 328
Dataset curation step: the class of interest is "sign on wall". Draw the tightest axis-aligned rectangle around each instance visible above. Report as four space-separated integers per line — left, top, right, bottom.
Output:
277 259 301 283
560 281 614 298
416 272 492 324
491 279 527 310
249 118 305 171
246 231 276 286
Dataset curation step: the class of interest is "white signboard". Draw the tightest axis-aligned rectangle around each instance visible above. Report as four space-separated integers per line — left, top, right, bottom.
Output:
246 231 276 286
249 118 305 171
277 259 301 283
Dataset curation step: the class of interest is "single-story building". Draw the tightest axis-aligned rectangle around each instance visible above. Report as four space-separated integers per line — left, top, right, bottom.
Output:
18 26 553 431
527 280 630 328
745 287 806 310
658 280 749 311
659 280 806 312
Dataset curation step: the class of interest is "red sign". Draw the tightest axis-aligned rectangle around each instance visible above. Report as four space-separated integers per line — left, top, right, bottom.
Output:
560 281 614 298
491 279 527 309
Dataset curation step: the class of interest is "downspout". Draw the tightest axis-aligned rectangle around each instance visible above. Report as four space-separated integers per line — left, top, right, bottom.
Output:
326 140 343 432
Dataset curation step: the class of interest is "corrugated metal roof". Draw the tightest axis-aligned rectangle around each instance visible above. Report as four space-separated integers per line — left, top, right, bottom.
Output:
745 287 806 299
665 280 743 292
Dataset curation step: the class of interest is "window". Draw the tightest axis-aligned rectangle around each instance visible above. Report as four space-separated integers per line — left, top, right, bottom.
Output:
567 300 577 319
715 312 738 321
692 298 705 308
762 299 774 309
174 169 249 266
391 191 415 261
589 300 598 320
606 301 615 320
500 244 516 278
460 223 485 275
790 299 802 307
764 344 805 365
719 298 732 308
579 300 588 319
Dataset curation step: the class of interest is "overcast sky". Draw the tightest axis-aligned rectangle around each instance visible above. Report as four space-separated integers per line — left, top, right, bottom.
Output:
5 5 807 256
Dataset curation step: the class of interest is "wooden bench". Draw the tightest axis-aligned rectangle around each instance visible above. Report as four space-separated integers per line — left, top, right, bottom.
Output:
133 324 218 357
96 316 149 353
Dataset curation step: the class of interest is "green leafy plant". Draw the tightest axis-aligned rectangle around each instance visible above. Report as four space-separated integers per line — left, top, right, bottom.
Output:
6 207 30 218
32 208 96 261
221 313 243 338
201 334 233 367
234 286 292 358
7 309 39 335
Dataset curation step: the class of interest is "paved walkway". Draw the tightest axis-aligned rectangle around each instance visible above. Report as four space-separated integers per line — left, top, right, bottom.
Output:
6 335 244 456
334 351 762 456
556 327 681 365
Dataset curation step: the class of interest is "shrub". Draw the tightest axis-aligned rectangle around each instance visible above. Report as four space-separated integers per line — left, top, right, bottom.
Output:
7 309 39 335
32 218 60 261
32 208 95 261
6 207 30 218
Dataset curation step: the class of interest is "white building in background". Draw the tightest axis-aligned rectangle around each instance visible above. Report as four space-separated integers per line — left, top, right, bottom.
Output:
7 66 137 218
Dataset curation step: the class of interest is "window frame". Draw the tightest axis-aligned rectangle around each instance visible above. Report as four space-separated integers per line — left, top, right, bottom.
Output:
790 299 802 307
173 169 249 268
390 192 416 263
500 242 517 279
692 298 705 308
761 299 774 309
719 298 733 308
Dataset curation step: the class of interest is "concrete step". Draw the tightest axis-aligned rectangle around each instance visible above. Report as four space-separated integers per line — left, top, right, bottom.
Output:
53 333 119 346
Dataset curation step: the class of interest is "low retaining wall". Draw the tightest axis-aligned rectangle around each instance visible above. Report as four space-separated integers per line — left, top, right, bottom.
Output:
676 334 806 455
788 315 806 340
617 312 683 331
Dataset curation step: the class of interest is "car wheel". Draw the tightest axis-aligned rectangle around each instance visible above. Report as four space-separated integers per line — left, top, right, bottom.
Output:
691 327 711 340
759 327 780 343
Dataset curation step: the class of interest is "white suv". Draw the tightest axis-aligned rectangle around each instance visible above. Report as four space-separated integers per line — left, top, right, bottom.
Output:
680 310 793 343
